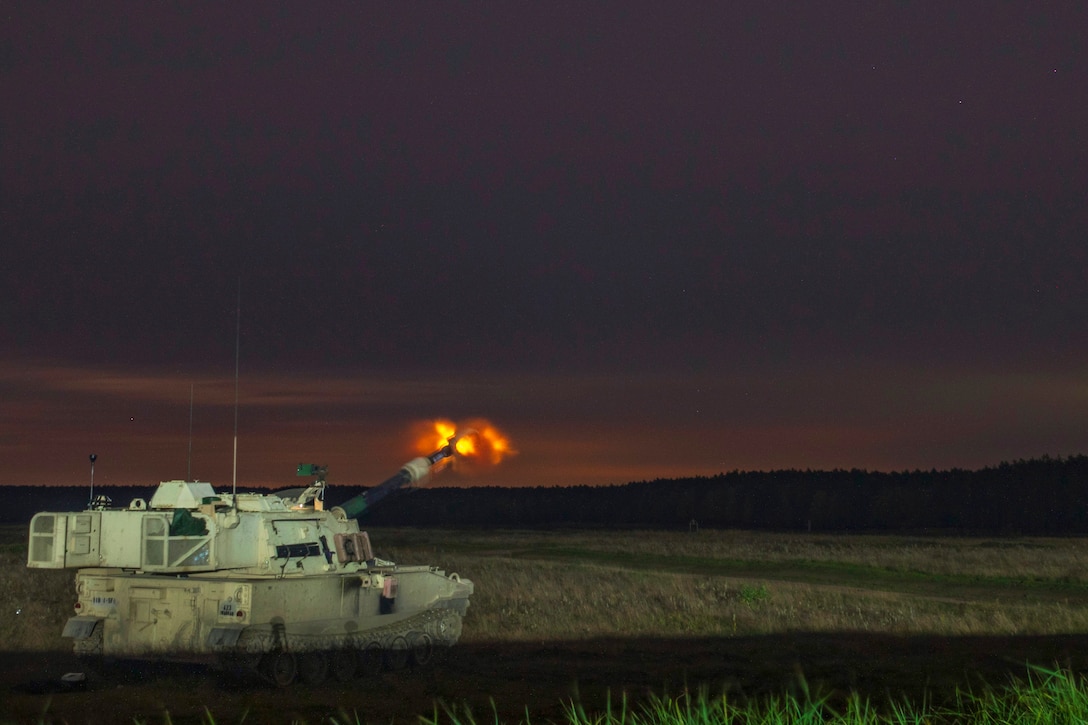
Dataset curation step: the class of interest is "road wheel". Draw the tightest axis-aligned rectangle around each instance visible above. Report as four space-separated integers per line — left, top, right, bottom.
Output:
409 631 434 667
330 648 356 682
261 652 297 688
215 653 262 685
298 651 328 685
384 635 410 671
357 642 383 677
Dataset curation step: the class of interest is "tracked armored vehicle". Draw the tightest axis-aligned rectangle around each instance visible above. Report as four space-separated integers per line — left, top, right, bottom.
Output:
27 442 473 686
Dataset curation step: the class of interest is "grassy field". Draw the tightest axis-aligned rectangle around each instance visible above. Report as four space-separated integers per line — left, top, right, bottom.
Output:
4 524 1088 723
378 527 1088 641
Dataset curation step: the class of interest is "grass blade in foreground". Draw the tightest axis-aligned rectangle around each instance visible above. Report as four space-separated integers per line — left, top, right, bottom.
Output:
414 666 1088 725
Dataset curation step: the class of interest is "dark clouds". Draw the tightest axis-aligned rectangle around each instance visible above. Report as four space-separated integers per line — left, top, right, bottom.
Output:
2 4 1087 487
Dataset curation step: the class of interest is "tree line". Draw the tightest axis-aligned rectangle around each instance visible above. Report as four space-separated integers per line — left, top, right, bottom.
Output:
353 455 1088 534
5 455 1088 534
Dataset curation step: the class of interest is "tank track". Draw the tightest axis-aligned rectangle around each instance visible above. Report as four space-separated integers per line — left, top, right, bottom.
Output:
213 603 468 685
227 601 467 657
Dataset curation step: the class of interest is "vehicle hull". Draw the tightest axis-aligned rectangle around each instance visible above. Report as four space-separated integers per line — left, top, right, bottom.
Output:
66 565 472 666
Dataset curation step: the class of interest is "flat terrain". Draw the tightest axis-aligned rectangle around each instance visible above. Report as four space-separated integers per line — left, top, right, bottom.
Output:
4 527 1088 723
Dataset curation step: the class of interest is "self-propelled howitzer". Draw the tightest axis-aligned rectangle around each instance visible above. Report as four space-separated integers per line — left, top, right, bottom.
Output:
26 443 472 686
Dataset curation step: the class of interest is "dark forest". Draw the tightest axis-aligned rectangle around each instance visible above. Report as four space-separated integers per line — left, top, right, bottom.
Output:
5 455 1088 535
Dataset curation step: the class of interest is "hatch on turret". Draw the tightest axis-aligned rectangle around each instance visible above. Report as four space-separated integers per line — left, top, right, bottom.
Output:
150 481 216 509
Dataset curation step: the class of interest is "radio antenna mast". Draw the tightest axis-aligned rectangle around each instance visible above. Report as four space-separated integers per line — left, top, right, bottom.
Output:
187 383 194 481
88 453 97 506
232 281 241 495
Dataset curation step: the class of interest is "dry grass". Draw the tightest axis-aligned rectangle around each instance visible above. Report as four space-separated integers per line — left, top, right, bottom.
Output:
0 526 72 651
450 559 1088 641
383 528 1088 580
375 527 1088 641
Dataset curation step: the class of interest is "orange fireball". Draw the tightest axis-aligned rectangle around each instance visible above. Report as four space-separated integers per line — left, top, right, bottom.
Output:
411 418 515 469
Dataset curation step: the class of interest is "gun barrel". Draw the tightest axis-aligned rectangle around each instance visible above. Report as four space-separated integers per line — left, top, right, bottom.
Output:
336 444 453 518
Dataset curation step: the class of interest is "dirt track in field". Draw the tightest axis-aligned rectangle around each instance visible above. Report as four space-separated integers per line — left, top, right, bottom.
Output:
5 632 1088 724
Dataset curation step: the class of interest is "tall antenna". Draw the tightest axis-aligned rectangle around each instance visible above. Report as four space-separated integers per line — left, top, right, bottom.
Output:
232 281 240 495
187 382 194 481
88 453 97 506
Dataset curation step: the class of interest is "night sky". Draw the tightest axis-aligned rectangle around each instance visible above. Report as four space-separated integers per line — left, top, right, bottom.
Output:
3 4 1087 490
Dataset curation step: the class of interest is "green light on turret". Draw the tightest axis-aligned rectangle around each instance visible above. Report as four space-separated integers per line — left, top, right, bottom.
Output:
297 463 328 482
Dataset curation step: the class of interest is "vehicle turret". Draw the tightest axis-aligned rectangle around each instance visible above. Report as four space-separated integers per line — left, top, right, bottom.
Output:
28 443 456 575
